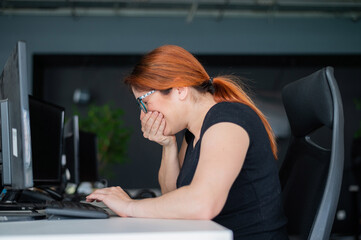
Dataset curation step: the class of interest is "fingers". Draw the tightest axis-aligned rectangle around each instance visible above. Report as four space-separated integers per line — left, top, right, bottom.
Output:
86 190 105 202
141 111 164 140
86 186 128 202
140 111 154 134
157 118 166 136
148 112 164 139
86 188 108 202
85 187 133 218
139 111 174 146
143 112 161 134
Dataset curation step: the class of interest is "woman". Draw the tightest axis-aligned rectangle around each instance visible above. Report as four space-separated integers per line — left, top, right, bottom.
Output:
86 45 288 240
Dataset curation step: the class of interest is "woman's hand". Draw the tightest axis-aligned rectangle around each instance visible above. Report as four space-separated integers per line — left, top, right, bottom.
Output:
141 111 175 146
86 186 133 217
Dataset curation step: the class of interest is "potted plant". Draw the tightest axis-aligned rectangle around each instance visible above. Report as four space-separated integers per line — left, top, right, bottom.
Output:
75 104 132 179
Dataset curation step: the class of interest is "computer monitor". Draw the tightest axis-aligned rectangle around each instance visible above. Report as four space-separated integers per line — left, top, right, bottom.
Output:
29 96 65 187
0 41 33 190
64 116 80 184
79 130 99 183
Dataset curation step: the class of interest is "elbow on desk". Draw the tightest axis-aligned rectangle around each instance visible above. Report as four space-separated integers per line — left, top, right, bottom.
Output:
195 209 220 220
187 197 223 220
176 185 225 220
192 204 222 220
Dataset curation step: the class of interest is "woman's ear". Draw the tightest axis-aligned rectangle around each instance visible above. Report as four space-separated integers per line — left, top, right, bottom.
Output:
174 87 189 101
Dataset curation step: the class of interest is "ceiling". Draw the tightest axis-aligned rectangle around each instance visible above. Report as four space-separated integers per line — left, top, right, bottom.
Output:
1 0 361 21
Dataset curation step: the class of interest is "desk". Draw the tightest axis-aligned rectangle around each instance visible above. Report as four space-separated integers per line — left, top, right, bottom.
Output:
0 217 233 240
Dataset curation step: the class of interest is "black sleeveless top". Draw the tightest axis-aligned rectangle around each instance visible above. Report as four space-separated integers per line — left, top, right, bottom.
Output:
176 102 288 240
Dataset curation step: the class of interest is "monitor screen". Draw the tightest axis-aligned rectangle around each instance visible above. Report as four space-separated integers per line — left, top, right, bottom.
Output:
64 116 80 184
79 130 99 182
29 96 65 187
0 41 33 190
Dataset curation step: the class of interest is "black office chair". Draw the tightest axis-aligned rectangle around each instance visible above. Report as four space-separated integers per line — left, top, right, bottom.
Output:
279 67 344 240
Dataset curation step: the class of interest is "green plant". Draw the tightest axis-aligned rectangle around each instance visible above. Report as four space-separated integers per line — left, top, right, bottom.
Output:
74 104 132 179
355 98 361 139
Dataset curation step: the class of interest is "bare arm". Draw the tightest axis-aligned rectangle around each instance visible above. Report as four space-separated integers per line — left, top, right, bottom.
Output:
158 136 188 194
139 111 187 194
87 122 249 219
158 139 179 194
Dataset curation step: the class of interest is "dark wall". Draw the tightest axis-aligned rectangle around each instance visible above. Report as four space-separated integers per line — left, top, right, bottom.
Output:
33 54 361 183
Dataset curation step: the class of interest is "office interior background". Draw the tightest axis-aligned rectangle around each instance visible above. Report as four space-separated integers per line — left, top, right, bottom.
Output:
1 0 361 237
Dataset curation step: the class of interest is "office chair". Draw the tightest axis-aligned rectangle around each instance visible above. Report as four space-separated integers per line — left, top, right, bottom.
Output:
279 67 344 240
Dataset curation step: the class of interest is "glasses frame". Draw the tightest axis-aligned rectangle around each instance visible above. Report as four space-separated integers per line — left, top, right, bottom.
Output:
136 90 156 113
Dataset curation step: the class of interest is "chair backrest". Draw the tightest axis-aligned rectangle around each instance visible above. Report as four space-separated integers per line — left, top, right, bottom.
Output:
280 66 344 240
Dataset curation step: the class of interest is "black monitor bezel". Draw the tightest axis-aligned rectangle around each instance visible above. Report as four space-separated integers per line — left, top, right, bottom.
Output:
29 95 65 187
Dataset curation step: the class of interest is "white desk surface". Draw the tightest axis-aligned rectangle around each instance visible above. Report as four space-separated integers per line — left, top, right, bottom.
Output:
0 217 233 240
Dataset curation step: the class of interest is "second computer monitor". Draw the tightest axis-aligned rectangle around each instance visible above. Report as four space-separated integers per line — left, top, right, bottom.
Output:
79 130 99 183
29 96 65 187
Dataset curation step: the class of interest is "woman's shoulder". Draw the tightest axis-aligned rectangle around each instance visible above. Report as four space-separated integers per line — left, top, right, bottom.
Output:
207 102 258 120
201 102 262 136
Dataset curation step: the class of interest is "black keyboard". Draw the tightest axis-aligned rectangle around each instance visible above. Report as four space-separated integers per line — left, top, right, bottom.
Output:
0 201 109 219
44 201 109 219
0 202 46 211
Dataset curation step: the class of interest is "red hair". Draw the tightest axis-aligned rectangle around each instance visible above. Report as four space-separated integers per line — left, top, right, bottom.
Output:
124 45 278 159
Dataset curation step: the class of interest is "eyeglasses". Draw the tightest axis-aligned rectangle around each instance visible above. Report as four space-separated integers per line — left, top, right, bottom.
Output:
136 90 156 113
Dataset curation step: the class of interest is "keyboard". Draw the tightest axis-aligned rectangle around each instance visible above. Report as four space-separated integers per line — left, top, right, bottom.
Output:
0 202 45 211
44 201 109 219
0 201 109 219
0 210 47 222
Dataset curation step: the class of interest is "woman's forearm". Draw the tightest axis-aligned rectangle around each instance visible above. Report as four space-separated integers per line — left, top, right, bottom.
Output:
158 138 180 194
128 185 217 220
